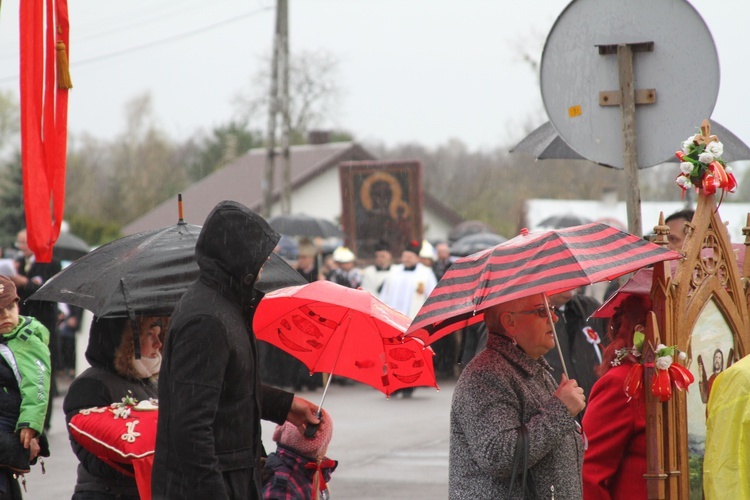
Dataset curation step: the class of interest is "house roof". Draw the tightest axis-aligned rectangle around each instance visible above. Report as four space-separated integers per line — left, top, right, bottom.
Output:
123 141 463 235
123 142 374 235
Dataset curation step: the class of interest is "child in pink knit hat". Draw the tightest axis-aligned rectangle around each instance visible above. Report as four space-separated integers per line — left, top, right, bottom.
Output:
262 408 337 500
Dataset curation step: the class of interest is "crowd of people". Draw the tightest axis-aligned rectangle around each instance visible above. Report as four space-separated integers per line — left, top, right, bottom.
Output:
0 204 746 499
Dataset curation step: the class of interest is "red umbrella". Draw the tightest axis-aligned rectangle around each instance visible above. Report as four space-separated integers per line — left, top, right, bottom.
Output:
592 244 745 318
406 223 682 346
254 280 437 402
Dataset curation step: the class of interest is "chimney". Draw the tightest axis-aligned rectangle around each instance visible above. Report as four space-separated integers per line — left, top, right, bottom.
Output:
308 130 331 145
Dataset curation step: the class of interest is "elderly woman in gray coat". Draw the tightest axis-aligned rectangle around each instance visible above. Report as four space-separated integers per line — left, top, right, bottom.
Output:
450 293 586 499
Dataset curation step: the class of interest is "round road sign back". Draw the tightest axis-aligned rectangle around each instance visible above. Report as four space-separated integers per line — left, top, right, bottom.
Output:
540 0 719 168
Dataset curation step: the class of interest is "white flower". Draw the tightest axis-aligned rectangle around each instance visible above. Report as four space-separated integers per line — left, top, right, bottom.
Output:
726 166 733 173
706 141 724 158
684 179 693 188
656 355 673 370
676 176 687 187
680 162 694 175
699 152 714 164
682 135 696 154
656 343 667 352
113 406 132 419
631 346 642 358
678 351 687 361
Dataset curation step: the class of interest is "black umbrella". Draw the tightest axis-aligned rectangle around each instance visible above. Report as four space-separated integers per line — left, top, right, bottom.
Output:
268 214 345 239
29 221 306 318
53 231 90 262
447 220 496 244
450 232 507 257
535 214 593 230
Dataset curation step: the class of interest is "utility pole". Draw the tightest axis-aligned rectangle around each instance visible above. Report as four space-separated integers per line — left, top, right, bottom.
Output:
262 0 291 217
279 0 292 214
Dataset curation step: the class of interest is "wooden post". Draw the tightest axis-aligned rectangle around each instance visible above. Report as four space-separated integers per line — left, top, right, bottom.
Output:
643 311 667 499
262 0 282 218
279 0 292 214
617 44 642 237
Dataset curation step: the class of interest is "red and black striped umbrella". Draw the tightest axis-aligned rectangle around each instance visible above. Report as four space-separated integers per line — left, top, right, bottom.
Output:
406 223 682 344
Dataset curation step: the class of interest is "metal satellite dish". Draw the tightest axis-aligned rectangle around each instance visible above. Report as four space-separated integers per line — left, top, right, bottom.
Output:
540 0 719 169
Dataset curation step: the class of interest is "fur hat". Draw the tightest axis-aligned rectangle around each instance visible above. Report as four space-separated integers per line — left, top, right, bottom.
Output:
272 409 333 458
332 246 355 263
0 276 19 309
404 239 422 256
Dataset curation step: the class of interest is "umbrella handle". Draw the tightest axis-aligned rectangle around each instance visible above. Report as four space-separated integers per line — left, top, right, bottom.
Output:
544 294 569 380
306 313 352 438
304 422 320 438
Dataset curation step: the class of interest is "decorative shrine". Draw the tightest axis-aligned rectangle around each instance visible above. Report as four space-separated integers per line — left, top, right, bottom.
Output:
641 120 750 498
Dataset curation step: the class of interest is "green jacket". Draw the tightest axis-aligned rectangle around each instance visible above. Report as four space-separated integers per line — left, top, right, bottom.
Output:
0 316 51 434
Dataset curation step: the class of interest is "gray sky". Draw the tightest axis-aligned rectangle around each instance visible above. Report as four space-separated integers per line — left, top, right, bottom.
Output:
0 0 747 152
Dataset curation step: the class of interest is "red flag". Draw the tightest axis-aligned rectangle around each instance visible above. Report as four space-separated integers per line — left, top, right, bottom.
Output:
19 0 70 262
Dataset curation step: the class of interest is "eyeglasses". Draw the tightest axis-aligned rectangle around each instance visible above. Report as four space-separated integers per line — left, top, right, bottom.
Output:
511 306 558 318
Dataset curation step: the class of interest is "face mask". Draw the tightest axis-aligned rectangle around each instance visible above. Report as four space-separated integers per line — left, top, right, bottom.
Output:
132 352 162 378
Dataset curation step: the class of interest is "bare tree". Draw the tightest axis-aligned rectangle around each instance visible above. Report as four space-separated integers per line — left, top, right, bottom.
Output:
234 49 342 143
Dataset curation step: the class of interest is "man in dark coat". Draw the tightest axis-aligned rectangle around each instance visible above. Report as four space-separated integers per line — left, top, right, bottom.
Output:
543 289 608 412
152 201 319 500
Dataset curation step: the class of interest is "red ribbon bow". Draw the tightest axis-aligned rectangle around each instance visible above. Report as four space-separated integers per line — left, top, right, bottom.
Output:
623 362 695 402
674 151 737 197
305 458 336 494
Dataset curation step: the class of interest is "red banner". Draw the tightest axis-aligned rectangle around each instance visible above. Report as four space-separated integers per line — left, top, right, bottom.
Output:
19 0 70 262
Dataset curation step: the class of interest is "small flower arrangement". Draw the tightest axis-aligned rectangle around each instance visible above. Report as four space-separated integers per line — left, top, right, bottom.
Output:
675 119 737 196
613 326 694 402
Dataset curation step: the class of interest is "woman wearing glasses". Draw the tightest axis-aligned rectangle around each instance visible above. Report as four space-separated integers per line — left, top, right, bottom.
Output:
449 293 587 499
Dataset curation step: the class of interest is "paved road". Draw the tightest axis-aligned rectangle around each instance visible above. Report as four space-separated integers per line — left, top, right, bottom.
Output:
24 378 454 499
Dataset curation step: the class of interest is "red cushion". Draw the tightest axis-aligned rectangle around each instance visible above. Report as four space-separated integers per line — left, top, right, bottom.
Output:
69 405 158 500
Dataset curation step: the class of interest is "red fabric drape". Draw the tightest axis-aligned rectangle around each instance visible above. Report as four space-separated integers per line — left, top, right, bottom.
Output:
19 0 70 262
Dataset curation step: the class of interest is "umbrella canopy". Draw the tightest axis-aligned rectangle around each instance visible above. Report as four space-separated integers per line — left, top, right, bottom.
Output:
53 231 90 262
29 221 306 318
254 280 437 398
447 220 496 243
535 214 593 230
593 244 746 318
450 232 507 257
592 268 655 319
406 223 682 344
512 120 750 166
268 213 345 239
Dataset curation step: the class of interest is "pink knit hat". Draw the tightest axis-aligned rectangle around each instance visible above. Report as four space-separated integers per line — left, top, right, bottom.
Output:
272 408 333 458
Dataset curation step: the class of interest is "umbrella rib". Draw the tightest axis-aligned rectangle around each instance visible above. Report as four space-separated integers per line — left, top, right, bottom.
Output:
314 313 353 417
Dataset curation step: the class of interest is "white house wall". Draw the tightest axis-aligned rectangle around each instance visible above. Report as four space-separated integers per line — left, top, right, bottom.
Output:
269 167 343 223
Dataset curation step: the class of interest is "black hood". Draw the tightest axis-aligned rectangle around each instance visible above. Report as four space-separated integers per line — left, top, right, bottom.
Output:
85 316 127 371
195 201 280 302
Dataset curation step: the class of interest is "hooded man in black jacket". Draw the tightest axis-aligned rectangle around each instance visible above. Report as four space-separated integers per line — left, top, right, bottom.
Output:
152 201 319 500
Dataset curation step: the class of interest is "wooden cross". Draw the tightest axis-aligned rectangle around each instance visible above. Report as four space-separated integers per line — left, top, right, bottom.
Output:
693 118 719 146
